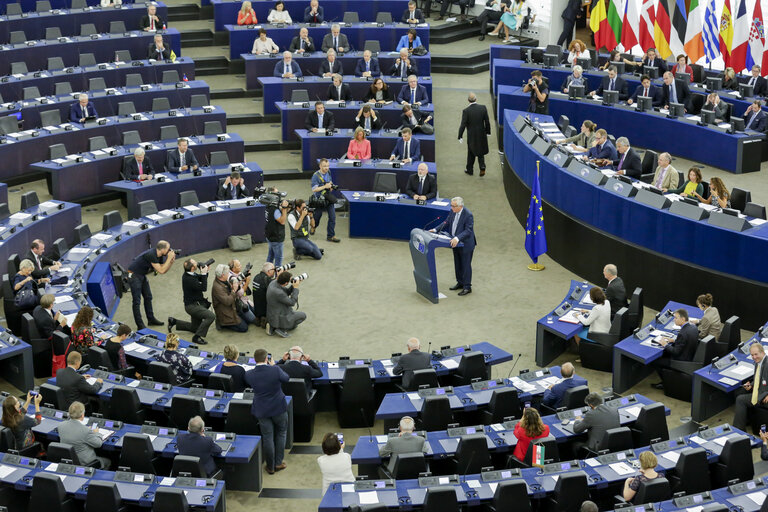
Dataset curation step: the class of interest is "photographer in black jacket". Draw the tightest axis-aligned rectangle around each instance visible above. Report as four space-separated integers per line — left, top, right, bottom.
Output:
253 262 278 329
168 259 215 345
265 187 289 267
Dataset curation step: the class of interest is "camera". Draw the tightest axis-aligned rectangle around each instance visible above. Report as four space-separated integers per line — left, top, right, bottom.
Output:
528 79 537 86
275 262 296 273
200 258 215 269
329 184 339 191
172 249 181 255
235 262 253 281
256 187 288 208
291 273 308 283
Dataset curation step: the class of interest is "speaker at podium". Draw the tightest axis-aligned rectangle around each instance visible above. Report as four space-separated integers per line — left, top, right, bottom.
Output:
409 228 463 304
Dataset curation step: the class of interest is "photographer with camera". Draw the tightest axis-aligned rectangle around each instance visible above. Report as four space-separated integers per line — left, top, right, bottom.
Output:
266 271 307 338
289 199 323 260
168 259 216 345
266 187 289 266
228 259 258 324
127 240 175 330
212 264 252 333
523 70 549 114
253 262 294 328
310 159 341 243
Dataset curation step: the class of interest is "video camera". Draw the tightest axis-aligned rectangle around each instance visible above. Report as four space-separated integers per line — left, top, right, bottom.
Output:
255 186 288 208
291 272 308 283
275 262 296 273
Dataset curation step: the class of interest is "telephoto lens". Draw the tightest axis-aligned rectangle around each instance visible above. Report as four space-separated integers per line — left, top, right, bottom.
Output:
291 273 308 283
202 258 215 268
172 249 181 255
276 262 296 273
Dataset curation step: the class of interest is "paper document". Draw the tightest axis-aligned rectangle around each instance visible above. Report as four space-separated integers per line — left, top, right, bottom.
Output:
584 458 599 467
747 492 767 505
623 406 642 417
731 364 754 376
97 428 114 440
375 435 388 444
661 451 680 463
432 201 449 206
466 480 482 488
187 355 204 366
54 295 73 304
0 465 17 479
44 463 59 472
68 248 92 255
489 482 498 493
92 233 112 241
609 462 635 475
341 484 355 493
719 377 739 386
688 435 707 445
159 477 175 486
441 359 459 369
127 380 140 388
406 393 420 400
712 436 729 446
358 491 379 504
85 377 97 385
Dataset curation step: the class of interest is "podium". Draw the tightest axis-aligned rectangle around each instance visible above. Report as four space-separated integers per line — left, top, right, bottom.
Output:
409 228 462 304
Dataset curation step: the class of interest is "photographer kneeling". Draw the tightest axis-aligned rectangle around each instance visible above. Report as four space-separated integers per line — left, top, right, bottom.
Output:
266 271 306 338
289 199 323 260
168 259 215 345
212 264 256 332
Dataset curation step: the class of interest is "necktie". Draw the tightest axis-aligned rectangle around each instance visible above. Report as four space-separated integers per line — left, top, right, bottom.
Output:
418 178 423 195
82 105 86 117
366 61 369 71
150 17 154 30
318 114 323 127
753 360 762 404
365 117 370 130
284 64 288 75
402 62 407 77
410 115 416 125
670 84 677 104
138 162 143 176
750 76 757 86
300 39 304 50
231 185 237 199
411 89 416 104
180 151 185 168
337 87 341 99
747 112 756 129
656 167 666 188
643 87 648 97
405 141 410 159
618 153 625 169
410 10 414 19
452 212 459 236
35 255 41 269
609 78 615 91
334 36 338 49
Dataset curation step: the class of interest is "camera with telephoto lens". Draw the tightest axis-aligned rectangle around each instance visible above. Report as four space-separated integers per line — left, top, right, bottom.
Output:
291 273 308 283
528 78 537 86
329 184 339 191
201 258 215 269
172 249 181 255
235 262 253 282
275 262 296 273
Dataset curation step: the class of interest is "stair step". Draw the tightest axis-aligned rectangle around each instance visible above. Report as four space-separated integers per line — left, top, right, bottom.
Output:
212 88 261 99
167 4 200 21
261 168 309 180
227 113 273 124
245 140 299 151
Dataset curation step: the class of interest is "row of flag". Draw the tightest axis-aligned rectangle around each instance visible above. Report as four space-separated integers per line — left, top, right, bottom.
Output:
589 0 768 73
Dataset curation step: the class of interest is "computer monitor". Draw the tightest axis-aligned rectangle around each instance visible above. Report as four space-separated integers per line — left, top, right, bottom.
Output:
699 109 715 125
637 95 652 112
613 61 625 75
520 124 537 143
731 118 746 132
602 89 619 105
532 137 553 155
568 84 585 100
542 53 559 68
546 147 571 167
668 102 685 118
705 76 722 92
513 115 527 132
739 83 754 98
722 207 739 216
674 72 690 83
526 48 544 64
643 65 659 79
576 57 591 70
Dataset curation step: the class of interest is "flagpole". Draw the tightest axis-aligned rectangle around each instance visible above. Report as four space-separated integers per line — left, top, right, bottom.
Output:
528 159 545 272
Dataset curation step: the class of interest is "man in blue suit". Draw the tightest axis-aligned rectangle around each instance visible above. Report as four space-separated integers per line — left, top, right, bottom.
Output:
432 197 476 296
397 75 429 106
244 349 290 473
744 100 768 132
355 50 381 78
273 51 303 79
626 75 662 107
540 362 588 409
69 94 98 124
389 127 421 164
587 129 617 161
177 416 222 477
303 0 323 22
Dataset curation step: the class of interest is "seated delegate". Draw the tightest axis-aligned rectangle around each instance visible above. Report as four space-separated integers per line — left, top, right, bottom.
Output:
392 337 431 389
402 1 425 23
672 54 693 82
355 104 382 130
390 127 421 164
148 34 171 60
588 66 628 100
104 324 139 378
400 105 433 134
623 452 664 502
557 120 596 153
305 101 336 132
217 344 247 392
626 75 662 107
58 401 111 469
125 148 154 181
276 345 323 396
252 28 280 54
355 50 381 78
70 306 96 355
33 294 70 339
321 25 349 53
701 92 727 122
289 28 315 53
743 100 767 132
694 176 730 208
177 416 223 477
512 407 550 461
378 416 427 471
56 351 103 413
166 137 199 173
667 167 703 198
651 309 699 390
746 65 768 96
612 137 642 178
14 260 44 317
346 127 371 159
540 362 586 409
567 39 590 64
721 67 738 90
274 51 303 78
690 293 722 340
237 1 258 25
327 74 352 101
573 287 611 344
1 392 42 451
319 48 344 76
586 129 617 161
156 333 193 384
572 392 620 455
318 433 354 494
391 48 418 78
661 71 692 111
651 152 678 191
69 94 98 124
217 171 250 200
625 47 667 74
396 29 422 53
304 0 324 23
364 78 393 104
267 0 292 23
405 163 437 201
398 75 429 106
141 4 164 31
560 64 585 93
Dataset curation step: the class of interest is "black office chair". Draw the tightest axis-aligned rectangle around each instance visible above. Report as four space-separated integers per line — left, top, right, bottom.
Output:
102 210 123 231
586 427 632 455
715 315 741 356
73 223 91 245
40 110 62 127
626 478 671 505
160 125 179 141
452 434 491 474
109 20 126 33
152 97 171 112
119 433 158 474
79 53 97 67
2 274 21 335
282 378 317 442
418 395 453 432
658 335 717 401
337 366 375 427
85 480 125 512
225 399 261 435
204 121 223 135
171 455 223 479
125 74 143 87
481 387 521 423
162 70 180 83
122 130 141 145
178 190 200 208
190 95 207 108
711 435 753 487
149 360 192 386
639 150 658 183
540 385 589 416
731 187 751 213
109 386 146 424
89 136 108 152
342 11 359 23
11 62 28 75
0 425 41 456
579 307 630 372
153 487 189 512
0 115 19 136
169 395 206 429
422 487 458 512
452 351 488 386
745 202 767 220
508 435 558 468
19 191 38 211
723 102 733 122
52 238 68 259
630 402 668 447
397 368 438 392
668 447 709 495
47 442 100 467
23 86 41 100
0 203 10 222
7 254 19 275
386 453 428 480
626 287 643 332
490 479 531 512
545 471 589 512
290 89 310 103
208 373 233 392
372 172 398 193
28 472 75 512
88 77 106 92
45 27 62 40
210 151 230 166
138 200 159 218
48 57 65 70
21 313 52 378
557 115 569 132
54 82 72 95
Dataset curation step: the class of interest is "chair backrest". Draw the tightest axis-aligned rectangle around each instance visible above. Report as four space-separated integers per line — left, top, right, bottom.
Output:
178 190 200 208
115 50 132 62
170 395 205 429
36 0 51 10
109 21 126 33
390 453 427 479
45 27 62 40
122 130 140 146
0 116 19 136
79 53 97 67
73 223 91 244
610 307 631 338
152 97 171 112
373 172 398 193
7 254 20 276
102 210 123 230
723 102 733 122
148 360 175 383
410 368 438 390
23 87 40 100
557 115 569 131
210 151 229 166
20 312 43 342
9 31 26 44
190 94 207 108
29 472 67 511
40 110 61 127
119 433 156 474
225 399 261 434
633 402 669 446
118 102 136 117
20 191 39 210
731 187 751 213
552 471 589 512
5 3 22 14
455 434 491 474
49 143 67 160
375 12 392 23
54 82 72 95
48 57 65 70
692 335 717 364
89 136 107 151
80 23 97 36
488 388 521 422
125 74 143 87
47 442 79 464
420 395 451 431
88 77 106 92
363 40 381 54
521 436 559 465
154 487 190 512
109 387 143 423
562 385 589 409
633 477 671 504
674 447 709 495
745 202 767 220
422 487 458 512
85 480 121 512
0 426 17 452
599 427 633 452
204 121 223 135
52 239 68 259
719 435 753 482
160 125 179 141
493 480 531 512
282 378 312 414
138 200 159 218
641 150 658 175
456 351 487 381
208 372 233 392
171 455 206 477
39 383 65 409
627 287 643 330
290 89 310 103
342 11 359 23
720 315 741 351
87 346 112 370
162 70 180 84
11 62 28 75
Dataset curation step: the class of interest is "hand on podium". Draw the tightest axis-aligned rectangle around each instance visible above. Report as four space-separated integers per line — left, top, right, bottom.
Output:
450 237 459 247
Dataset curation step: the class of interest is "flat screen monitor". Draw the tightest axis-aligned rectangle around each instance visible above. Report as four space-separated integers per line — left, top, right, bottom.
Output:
643 65 659 79
705 77 722 92
637 95 652 112
520 124 537 143
675 72 690 83
546 148 570 167
576 57 591 70
668 102 685 118
568 84 585 100
613 61 625 75
543 53 559 68
731 118 746 132
527 48 544 64
532 136 553 156
602 89 619 105
700 109 715 125
513 115 527 132
739 83 754 98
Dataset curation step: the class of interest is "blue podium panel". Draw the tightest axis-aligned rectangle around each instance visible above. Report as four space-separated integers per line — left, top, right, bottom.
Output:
0 29 182 76
0 329 33 392
276 100 434 142
0 183 7 205
86 262 120 318
258 76 433 113
212 0 411 31
0 2 168 42
535 279 597 366
328 160 436 192
0 106 226 182
297 128 435 169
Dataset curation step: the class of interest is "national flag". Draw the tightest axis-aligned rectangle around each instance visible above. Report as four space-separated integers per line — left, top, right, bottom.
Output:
654 0 673 58
532 443 545 466
605 0 623 51
639 0 656 50
746 1 765 73
720 0 734 67
703 0 720 62
670 0 688 55
621 0 639 50
589 0 608 50
524 165 547 264
731 0 750 72
684 0 705 63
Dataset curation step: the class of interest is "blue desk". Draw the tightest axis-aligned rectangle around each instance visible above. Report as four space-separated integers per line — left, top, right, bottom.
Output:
612 301 701 393
535 279 596 366
0 29 181 76
638 476 768 512
212 0 411 31
226 23 429 60
276 100 434 142
0 182 7 205
0 2 168 42
0 329 33 391
1 0 113 13
258 75 433 113
33 134 245 203
328 160 435 192
244 51 431 89
297 128 435 169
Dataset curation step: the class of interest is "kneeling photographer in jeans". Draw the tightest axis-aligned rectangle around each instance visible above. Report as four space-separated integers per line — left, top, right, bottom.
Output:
212 264 255 332
266 271 307 338
289 199 323 260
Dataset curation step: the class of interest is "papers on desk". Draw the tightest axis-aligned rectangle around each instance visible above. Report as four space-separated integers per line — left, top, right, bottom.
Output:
623 406 642 418
44 463 59 472
54 295 73 304
688 435 707 446
687 115 701 122
441 358 459 369
63 313 77 325
158 209 176 217
358 491 379 504
558 309 583 324
123 220 143 227
159 477 176 486
85 377 98 385
200 202 216 209
375 435 388 444
187 355 204 367
609 462 635 475
747 492 768 506
584 458 600 467
510 377 536 393
712 436 729 447
382 367 396 377
580 293 595 305
489 423 505 432
640 339 663 348
432 201 449 206
466 480 482 489
406 393 420 400
216 133 231 140
0 465 18 479
687 507 703 512
328 362 339 369
68 248 92 255
341 484 355 493
750 218 768 226
489 482 498 493
661 451 681 463
539 376 561 387
127 380 140 388
146 214 163 221
9 212 31 221
184 205 201 212
97 428 114 440
124 342 151 354
92 233 113 241
719 377 739 386
730 363 755 377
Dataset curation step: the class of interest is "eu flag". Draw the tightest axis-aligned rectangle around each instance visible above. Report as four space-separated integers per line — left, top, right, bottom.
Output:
524 169 547 263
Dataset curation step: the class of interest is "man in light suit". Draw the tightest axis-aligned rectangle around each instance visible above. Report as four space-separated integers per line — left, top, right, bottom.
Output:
612 137 642 178
389 127 421 164
124 148 155 181
33 294 70 338
405 163 437 201
57 401 111 468
433 197 476 296
397 75 429 106
390 48 418 78
27 239 61 279
626 75 662 107
289 27 315 53
177 416 222 477
661 71 692 111
744 100 768 132
651 309 699 390
746 65 768 97
69 93 98 124
165 137 199 173
303 0 324 23
650 152 678 191
572 392 620 455
56 351 102 413
273 51 303 78
603 264 627 319
458 92 491 176
304 101 336 132
354 50 381 78
392 338 432 390
588 66 628 100
321 24 349 53
586 129 617 161
734 343 768 431
541 362 587 409
216 171 250 200
379 416 427 471
318 48 344 77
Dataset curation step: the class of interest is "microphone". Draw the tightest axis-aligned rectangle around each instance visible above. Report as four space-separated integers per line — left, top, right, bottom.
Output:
360 408 373 443
708 357 718 374
461 450 476 481
422 216 441 231
506 353 522 381
427 340 431 357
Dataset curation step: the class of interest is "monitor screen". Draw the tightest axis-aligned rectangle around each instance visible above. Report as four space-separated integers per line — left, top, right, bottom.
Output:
543 53 559 68
576 57 591 70
668 102 685 118
705 76 722 92
637 95 652 112
700 109 715 125
674 72 690 83
739 83 754 98
613 61 625 75
643 65 659 79
603 89 619 105
732 118 746 132
569 84 585 99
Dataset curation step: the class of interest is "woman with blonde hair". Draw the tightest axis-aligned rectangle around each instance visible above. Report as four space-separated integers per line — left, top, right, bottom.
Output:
217 344 247 392
623 451 663 501
156 333 193 384
346 127 371 160
237 1 258 25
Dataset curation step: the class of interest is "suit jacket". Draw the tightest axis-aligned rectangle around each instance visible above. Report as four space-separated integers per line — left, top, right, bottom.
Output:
391 137 421 161
744 109 768 132
379 434 427 470
147 43 171 60
587 140 617 161
392 349 432 390
661 81 692 110
318 59 344 76
165 148 199 173
595 76 628 100
33 305 61 338
289 35 315 53
651 164 678 190
354 58 381 77
396 35 422 51
124 157 154 180
266 280 303 330
276 359 323 395
243 364 289 418
436 207 477 250
613 148 642 178
216 182 250 201
459 103 491 156
629 84 662 106
390 59 418 78
57 419 103 466
69 102 97 123
751 75 768 97
573 404 620 450
398 84 429 105
698 306 722 340
752 356 768 405
354 114 382 130
303 5 324 22
405 173 437 199
663 323 699 361
402 7 425 22
701 100 728 120
273 60 303 78
541 375 588 409
177 432 222 476
321 33 350 52
561 74 586 93
140 14 164 30
604 276 627 318
26 250 56 279
641 57 667 73
305 110 336 130
400 110 430 130
562 0 581 21
327 83 352 101
56 366 102 410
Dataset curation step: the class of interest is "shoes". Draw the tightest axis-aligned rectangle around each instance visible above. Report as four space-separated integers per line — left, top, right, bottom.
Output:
449 283 463 291
479 35 485 41
193 335 208 345
488 31 499 36
136 324 147 331
265 322 273 336
275 462 287 471
480 170 486 177
293 247 302 261
320 248 325 255
274 328 291 338
436 15 444 20
464 169 474 175
260 317 267 329
327 236 340 243
458 288 472 296
265 466 275 475
147 318 164 327
651 382 664 390
167 317 176 332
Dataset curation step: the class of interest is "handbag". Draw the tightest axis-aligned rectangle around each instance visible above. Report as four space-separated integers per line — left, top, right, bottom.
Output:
51 340 72 377
227 234 252 251
14 287 38 309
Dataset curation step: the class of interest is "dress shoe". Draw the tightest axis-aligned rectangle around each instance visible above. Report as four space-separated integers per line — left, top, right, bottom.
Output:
136 324 147 331
320 248 325 255
327 236 340 243
260 317 267 329
436 15 444 20
167 317 176 332
479 35 485 41
464 169 474 175
293 247 302 261
192 335 207 345
651 382 664 390
265 322 273 336
147 318 164 327
480 170 486 177
458 288 472 296
274 328 291 338
449 283 463 291
265 466 275 475
275 462 287 471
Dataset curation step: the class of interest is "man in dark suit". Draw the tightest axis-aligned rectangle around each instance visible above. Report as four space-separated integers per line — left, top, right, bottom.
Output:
458 92 491 176
303 0 324 23
541 362 588 409
216 171 250 200
56 351 102 413
355 104 382 130
556 0 581 46
177 416 222 477
477 0 511 40
631 47 667 74
289 27 315 53
588 66 628 100
318 48 344 77
321 24 349 53
355 50 381 78
603 263 627 318
392 338 432 390
69 94 98 124
165 138 199 173
433 197 476 295
747 65 768 96
33 294 70 338
661 71 692 111
305 101 335 132
140 4 164 31
400 105 433 133
147 34 171 60
572 392 620 454
612 137 642 178
390 48 418 78
389 127 421 163
626 75 662 107
744 100 768 132
405 163 437 200
701 92 729 123
397 75 429 106
276 345 323 397
124 148 155 181
27 239 61 279
244 349 290 473
402 1 425 23
587 129 617 161
327 74 352 101
734 343 768 431
273 51 303 78
652 309 699 389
